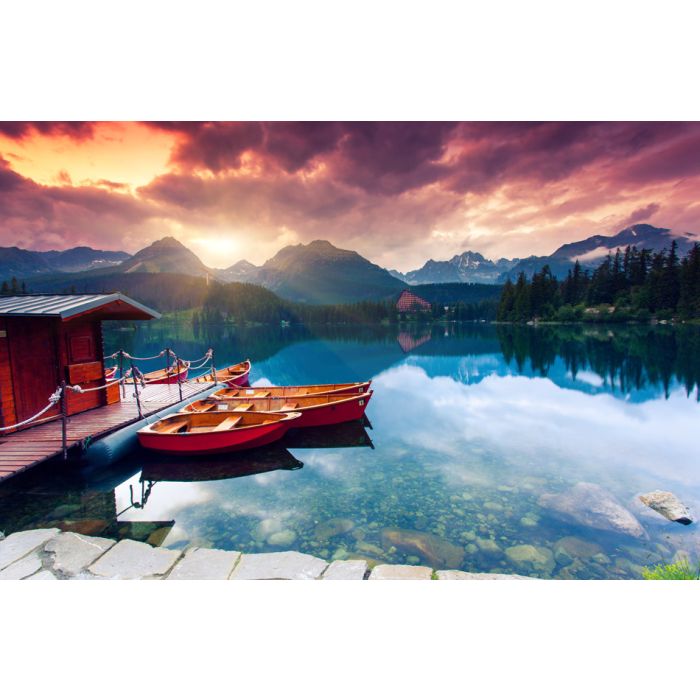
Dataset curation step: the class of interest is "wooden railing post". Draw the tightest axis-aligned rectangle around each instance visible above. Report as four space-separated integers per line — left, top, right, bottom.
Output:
130 360 144 418
119 350 126 399
210 349 217 386
175 353 183 402
60 380 68 460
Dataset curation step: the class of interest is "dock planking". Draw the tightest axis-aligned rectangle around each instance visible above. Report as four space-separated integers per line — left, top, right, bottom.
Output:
0 381 215 481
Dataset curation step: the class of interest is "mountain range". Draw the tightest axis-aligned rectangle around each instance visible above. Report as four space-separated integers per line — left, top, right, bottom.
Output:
2 223 697 304
0 245 129 278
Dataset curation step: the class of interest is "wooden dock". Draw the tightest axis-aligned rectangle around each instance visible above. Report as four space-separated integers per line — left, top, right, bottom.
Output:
0 381 215 482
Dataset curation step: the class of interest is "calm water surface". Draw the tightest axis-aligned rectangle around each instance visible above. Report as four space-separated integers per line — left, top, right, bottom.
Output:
2 321 699 579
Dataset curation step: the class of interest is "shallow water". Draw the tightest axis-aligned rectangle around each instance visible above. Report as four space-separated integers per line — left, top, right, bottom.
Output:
2 322 699 579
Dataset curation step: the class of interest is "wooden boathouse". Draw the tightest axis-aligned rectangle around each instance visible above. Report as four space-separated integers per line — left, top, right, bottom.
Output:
0 294 214 482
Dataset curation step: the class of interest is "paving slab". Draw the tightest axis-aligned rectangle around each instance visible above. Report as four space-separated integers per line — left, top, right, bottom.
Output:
26 570 58 580
88 539 182 579
322 559 368 580
369 564 433 580
167 547 241 580
230 551 328 580
44 532 117 576
0 552 43 580
436 570 538 580
0 528 59 571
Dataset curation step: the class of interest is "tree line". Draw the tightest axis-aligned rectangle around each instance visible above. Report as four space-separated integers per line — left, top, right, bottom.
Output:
497 242 700 322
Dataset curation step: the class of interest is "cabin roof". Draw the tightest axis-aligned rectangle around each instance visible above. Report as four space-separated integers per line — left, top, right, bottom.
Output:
0 293 161 320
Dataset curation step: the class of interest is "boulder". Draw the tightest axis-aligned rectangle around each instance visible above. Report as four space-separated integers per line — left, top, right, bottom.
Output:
88 539 182 579
369 564 433 580
167 547 241 580
639 491 693 525
380 528 464 569
538 483 646 538
267 529 297 547
0 528 59 571
322 560 368 580
44 532 116 576
476 538 502 555
505 544 555 575
230 551 327 580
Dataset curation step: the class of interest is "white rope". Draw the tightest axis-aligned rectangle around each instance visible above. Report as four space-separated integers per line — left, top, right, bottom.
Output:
0 387 63 431
68 376 128 394
121 350 167 361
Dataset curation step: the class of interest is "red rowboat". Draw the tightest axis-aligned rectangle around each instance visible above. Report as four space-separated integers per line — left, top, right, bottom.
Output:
193 359 251 387
105 366 117 381
127 359 190 385
137 410 301 455
212 381 371 400
182 391 373 428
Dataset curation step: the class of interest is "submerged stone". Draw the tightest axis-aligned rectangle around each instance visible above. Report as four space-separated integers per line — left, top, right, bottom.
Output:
553 537 602 566
476 537 502 555
380 528 464 569
538 482 647 539
314 518 354 541
639 491 693 525
505 544 555 575
267 529 297 547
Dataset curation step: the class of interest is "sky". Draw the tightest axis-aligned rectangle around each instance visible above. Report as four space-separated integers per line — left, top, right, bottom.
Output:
1 121 700 272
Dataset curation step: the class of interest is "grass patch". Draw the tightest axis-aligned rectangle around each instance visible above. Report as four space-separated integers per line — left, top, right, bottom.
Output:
642 558 700 580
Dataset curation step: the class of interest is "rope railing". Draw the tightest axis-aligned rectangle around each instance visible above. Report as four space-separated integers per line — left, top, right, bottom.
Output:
0 387 63 431
1 347 219 436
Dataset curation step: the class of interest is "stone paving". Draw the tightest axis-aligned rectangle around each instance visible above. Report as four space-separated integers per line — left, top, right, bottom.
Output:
0 529 538 580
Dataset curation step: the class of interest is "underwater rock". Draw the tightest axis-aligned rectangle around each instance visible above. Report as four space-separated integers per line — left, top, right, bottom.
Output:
553 537 602 566
267 529 297 547
638 491 693 525
314 518 355 541
476 537 502 555
355 541 385 558
254 518 284 540
538 482 647 539
519 517 538 528
380 528 464 569
504 544 555 575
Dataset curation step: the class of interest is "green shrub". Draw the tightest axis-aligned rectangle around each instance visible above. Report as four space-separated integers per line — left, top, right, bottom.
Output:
642 558 700 580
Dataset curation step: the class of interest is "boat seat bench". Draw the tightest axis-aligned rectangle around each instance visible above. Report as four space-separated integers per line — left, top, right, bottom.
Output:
213 415 243 431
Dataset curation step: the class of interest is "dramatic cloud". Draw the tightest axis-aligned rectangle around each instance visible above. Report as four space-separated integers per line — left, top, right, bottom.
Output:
1 121 700 268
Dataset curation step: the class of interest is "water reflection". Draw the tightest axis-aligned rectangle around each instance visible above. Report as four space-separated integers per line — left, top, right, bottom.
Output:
1 322 699 578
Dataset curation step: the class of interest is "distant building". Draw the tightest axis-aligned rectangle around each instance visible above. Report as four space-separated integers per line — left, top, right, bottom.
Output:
396 289 431 312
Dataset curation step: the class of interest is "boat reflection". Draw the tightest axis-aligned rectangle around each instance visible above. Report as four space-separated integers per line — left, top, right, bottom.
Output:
281 419 374 449
139 444 304 483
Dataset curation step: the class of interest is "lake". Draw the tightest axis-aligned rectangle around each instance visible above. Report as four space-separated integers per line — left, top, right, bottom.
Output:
2 320 699 578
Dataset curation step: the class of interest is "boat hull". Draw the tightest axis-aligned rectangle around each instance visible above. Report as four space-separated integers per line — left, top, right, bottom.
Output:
185 392 372 428
137 420 292 455
213 380 371 400
193 360 251 387
148 365 189 384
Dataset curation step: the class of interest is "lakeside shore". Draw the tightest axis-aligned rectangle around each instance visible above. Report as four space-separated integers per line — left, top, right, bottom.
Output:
0 529 534 580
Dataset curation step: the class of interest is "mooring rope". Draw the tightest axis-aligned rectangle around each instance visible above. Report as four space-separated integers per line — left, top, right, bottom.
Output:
0 387 63 431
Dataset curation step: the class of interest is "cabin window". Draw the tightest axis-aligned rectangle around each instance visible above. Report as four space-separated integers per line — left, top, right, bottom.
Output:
69 334 95 362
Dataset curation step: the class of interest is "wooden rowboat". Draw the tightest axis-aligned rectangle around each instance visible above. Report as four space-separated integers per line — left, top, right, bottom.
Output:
212 381 371 400
192 359 251 387
126 359 190 385
137 410 301 455
182 391 373 428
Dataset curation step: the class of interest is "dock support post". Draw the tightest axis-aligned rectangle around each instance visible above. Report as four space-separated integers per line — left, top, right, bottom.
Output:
130 360 144 418
60 380 68 461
